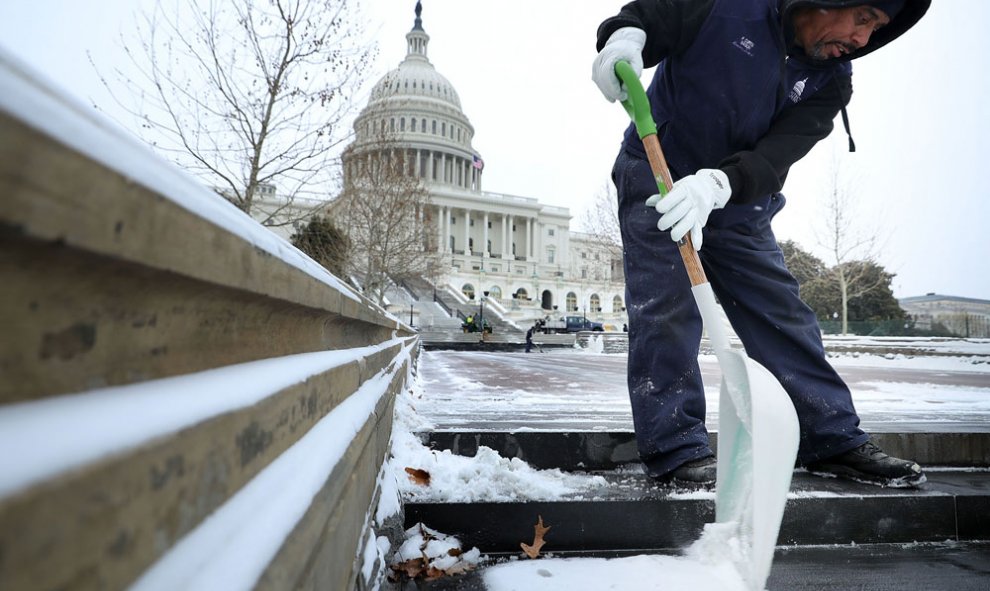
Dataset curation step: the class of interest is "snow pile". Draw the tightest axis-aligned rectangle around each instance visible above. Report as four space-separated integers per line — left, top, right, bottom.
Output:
583 334 606 355
484 522 752 590
484 551 748 590
359 461 404 590
397 444 611 503
374 461 402 526
390 523 482 579
389 376 610 503
360 534 393 589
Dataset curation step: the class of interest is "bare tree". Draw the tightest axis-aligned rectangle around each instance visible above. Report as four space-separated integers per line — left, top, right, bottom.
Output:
577 180 625 285
330 129 437 306
579 180 622 251
816 155 889 334
93 0 374 226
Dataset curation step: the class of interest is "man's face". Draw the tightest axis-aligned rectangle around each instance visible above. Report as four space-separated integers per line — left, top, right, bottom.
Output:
793 5 892 60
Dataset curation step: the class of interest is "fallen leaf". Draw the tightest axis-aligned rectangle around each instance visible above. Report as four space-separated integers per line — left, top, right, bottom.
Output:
405 467 431 486
520 515 551 559
390 558 426 579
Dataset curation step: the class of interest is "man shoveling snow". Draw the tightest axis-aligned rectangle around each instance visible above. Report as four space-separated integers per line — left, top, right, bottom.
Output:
592 0 930 489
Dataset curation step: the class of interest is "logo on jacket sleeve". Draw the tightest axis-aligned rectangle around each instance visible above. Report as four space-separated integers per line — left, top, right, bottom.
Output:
789 77 808 103
732 36 756 57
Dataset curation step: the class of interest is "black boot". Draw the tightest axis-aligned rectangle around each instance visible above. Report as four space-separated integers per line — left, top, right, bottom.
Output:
653 455 717 487
805 440 926 488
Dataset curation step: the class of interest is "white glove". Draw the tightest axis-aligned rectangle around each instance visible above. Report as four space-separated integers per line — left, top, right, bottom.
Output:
649 169 731 250
592 27 646 102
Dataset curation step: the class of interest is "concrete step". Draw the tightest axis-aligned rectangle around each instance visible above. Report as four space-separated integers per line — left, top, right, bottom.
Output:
394 541 990 590
404 469 990 554
418 333 577 350
421 431 990 471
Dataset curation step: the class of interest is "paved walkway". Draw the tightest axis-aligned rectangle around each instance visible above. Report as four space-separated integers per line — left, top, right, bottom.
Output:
417 349 990 432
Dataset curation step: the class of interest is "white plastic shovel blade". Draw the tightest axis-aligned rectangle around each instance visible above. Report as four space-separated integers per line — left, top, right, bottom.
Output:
691 283 800 589
715 349 800 591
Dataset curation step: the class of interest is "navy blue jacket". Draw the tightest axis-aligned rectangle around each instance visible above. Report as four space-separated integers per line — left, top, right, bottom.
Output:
597 0 930 204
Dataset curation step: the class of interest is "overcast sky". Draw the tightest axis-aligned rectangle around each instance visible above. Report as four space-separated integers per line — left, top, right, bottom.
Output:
1 1 987 300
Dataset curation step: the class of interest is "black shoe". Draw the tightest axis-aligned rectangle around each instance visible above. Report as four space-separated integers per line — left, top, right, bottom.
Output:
805 441 926 488
653 456 717 487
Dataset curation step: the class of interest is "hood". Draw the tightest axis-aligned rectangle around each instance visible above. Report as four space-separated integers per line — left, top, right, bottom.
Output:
781 0 930 62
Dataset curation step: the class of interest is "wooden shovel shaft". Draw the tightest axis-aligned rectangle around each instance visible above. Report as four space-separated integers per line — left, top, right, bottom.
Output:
641 134 709 287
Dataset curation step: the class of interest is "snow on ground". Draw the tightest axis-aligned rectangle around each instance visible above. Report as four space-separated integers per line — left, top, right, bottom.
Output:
389 382 755 589
384 338 990 589
389 372 610 503
413 343 990 432
825 350 990 371
484 529 749 591
822 336 990 357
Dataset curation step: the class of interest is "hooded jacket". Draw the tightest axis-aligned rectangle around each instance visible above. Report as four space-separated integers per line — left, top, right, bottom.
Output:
597 0 930 204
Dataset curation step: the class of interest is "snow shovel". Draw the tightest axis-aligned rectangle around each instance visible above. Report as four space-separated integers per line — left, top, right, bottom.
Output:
614 60 800 590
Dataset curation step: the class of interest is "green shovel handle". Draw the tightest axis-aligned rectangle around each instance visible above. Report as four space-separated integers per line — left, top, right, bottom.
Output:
615 61 656 139
614 60 708 285
615 60 672 201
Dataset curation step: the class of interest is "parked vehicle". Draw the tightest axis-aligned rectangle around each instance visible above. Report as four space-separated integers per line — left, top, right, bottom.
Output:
536 315 604 334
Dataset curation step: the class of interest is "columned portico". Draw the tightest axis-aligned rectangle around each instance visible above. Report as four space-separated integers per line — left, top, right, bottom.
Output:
483 212 490 255
506 214 514 260
464 209 471 254
526 217 533 260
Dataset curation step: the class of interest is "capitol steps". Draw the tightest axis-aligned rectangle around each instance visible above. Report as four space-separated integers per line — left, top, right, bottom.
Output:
397 429 990 590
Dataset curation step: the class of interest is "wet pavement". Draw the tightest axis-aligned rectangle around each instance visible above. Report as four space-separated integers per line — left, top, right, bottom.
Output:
417 350 990 432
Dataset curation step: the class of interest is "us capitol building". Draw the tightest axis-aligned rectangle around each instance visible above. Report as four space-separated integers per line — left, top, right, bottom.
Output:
259 3 627 328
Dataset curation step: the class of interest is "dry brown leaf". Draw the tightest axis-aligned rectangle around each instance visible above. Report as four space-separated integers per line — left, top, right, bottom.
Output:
520 515 551 559
390 558 426 579
391 524 477 582
405 467 431 486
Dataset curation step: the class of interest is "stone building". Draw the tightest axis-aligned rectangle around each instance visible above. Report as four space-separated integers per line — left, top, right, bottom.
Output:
326 2 627 327
899 293 990 338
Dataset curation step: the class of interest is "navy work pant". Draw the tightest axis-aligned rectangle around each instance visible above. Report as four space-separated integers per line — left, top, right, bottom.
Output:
612 149 868 478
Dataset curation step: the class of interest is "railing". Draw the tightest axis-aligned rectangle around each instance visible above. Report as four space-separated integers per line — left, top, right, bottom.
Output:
0 52 413 591
433 292 456 318
396 277 420 301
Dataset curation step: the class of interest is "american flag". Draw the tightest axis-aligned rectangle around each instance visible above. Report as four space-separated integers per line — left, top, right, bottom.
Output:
472 154 485 170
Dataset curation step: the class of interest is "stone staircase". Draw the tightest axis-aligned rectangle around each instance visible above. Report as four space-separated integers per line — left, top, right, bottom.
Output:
400 276 522 336
399 430 990 589
0 54 413 591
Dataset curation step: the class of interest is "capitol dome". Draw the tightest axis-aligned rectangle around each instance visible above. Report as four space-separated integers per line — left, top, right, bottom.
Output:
368 51 462 111
345 1 483 191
